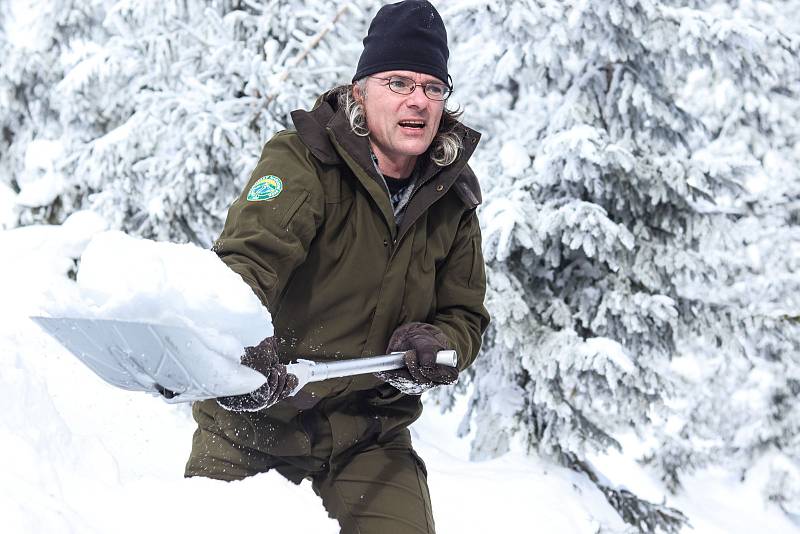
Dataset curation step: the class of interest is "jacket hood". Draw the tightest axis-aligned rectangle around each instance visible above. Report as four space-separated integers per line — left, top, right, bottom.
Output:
290 86 483 208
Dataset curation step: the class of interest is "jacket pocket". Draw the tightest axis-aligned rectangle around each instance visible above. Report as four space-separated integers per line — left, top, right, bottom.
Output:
279 190 310 228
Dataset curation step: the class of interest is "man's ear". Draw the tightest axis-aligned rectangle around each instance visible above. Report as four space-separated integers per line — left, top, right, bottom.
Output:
353 82 364 104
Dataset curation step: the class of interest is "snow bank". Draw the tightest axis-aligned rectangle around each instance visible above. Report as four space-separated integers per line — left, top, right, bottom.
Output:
0 219 628 534
1 216 272 396
0 210 107 319
412 403 629 533
0 221 337 533
3 221 797 533
0 315 338 534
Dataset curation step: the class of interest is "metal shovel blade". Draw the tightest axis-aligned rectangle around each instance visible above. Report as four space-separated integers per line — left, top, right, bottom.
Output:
30 316 266 401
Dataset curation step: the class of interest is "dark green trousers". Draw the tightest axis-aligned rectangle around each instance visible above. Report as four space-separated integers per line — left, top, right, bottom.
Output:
185 398 435 534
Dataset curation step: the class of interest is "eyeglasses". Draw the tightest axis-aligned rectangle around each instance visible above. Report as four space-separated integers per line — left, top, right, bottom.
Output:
369 75 453 101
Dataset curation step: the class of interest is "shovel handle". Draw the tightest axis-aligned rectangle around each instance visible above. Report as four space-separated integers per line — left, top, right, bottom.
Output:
285 349 458 395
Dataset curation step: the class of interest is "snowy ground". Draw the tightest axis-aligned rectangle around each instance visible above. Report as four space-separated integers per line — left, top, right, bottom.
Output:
2 215 797 533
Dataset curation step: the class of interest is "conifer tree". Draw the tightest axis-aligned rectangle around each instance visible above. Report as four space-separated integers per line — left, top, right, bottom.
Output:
0 0 108 225
641 0 800 515
5 0 800 530
2 0 374 244
434 1 798 530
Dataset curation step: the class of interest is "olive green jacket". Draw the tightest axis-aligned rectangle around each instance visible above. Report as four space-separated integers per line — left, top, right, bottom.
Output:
188 88 488 470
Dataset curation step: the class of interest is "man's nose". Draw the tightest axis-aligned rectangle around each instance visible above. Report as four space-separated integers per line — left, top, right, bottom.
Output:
405 85 429 109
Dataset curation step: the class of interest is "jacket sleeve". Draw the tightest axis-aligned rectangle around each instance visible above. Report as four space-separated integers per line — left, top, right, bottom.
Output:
432 208 490 371
213 131 324 311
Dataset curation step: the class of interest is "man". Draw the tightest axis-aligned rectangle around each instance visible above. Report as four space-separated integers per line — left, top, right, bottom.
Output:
185 1 489 532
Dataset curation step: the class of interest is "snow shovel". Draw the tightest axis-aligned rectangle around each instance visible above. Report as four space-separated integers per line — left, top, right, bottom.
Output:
30 316 457 403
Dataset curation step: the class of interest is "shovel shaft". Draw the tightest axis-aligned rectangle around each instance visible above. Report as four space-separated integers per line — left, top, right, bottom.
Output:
285 350 457 393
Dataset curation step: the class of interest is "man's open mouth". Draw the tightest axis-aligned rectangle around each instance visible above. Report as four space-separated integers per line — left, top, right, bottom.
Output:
398 120 425 129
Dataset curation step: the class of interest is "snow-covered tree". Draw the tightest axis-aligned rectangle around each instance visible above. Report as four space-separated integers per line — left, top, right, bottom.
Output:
435 1 799 530
0 0 108 227
3 0 375 244
642 0 800 516
6 0 800 531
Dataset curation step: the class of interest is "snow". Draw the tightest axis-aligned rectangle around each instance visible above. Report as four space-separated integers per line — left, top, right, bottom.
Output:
0 321 337 533
0 210 107 319
0 218 597 533
0 222 335 532
588 433 800 534
59 230 273 361
4 0 51 50
0 181 17 230
2 221 798 533
578 337 635 374
3 0 800 530
25 228 274 398
499 140 530 178
413 405 629 533
16 139 65 208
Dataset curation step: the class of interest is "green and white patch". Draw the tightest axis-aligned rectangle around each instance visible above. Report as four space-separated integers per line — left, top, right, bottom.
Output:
247 175 283 201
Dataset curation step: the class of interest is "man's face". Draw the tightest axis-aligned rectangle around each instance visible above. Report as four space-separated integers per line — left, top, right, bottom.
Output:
354 70 445 168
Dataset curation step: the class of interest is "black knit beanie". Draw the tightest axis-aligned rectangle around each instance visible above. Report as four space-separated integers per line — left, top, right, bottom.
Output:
352 0 449 85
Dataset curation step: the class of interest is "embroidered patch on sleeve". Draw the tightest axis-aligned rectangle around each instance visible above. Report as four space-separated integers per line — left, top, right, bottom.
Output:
247 175 283 201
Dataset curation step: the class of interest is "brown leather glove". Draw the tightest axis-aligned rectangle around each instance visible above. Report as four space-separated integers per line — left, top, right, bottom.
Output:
217 337 298 412
377 322 458 395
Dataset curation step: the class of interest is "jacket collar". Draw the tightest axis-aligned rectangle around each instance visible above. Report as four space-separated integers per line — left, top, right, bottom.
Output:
290 87 483 210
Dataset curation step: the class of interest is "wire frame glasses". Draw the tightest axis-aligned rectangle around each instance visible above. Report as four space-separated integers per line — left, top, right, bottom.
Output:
370 75 453 101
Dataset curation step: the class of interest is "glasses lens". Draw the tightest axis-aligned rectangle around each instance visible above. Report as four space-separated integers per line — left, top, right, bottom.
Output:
387 77 414 94
424 84 450 100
